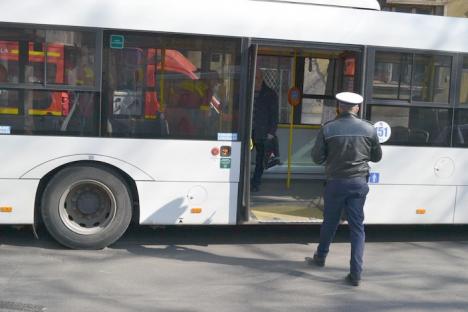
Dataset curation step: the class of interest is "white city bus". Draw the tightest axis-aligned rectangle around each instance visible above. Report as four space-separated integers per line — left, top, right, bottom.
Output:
0 0 467 249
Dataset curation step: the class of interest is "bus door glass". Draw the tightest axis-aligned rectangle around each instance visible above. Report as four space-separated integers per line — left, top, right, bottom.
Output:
248 46 361 223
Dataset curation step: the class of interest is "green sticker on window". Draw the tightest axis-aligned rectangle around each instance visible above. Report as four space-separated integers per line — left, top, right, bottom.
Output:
220 158 231 169
110 35 124 49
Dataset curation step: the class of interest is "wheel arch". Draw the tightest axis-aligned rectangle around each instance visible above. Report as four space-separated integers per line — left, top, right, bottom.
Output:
34 160 140 229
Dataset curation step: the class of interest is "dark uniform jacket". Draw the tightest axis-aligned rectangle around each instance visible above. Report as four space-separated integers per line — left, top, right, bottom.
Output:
312 112 382 179
252 83 278 141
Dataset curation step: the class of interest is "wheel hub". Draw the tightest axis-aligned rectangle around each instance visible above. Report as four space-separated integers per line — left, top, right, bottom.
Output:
59 180 116 235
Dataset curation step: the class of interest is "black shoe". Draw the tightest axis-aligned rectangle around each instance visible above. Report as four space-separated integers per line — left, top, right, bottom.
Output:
345 273 360 286
305 254 325 267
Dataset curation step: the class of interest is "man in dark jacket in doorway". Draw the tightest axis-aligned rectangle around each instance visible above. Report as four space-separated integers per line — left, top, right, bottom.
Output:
251 68 279 192
307 92 382 286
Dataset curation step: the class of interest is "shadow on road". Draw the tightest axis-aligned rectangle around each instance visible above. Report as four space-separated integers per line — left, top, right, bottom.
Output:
114 224 468 246
1 224 468 249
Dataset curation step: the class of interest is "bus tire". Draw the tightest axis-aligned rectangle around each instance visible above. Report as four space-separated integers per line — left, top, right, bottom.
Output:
41 165 132 249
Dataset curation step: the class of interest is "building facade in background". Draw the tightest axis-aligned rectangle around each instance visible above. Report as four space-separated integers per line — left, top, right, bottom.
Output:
379 0 468 17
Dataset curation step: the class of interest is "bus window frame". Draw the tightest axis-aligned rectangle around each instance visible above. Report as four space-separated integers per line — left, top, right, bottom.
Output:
0 23 102 137
250 38 365 126
0 23 102 93
101 29 243 140
364 48 467 148
365 46 457 108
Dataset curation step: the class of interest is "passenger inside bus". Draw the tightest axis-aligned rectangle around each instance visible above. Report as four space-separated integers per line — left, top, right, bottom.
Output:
65 47 95 86
165 70 222 137
0 63 7 82
251 68 279 192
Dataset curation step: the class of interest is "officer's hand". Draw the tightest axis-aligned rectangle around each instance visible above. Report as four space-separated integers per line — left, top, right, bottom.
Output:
267 133 274 140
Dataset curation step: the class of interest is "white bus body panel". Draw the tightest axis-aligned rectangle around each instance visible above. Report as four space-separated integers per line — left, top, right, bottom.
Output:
0 136 240 182
0 179 38 224
0 0 466 53
365 185 456 224
454 187 468 224
0 136 241 224
365 146 468 224
137 181 238 225
369 146 468 186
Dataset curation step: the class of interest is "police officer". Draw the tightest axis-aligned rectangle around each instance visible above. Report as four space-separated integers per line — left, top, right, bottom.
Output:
307 91 382 286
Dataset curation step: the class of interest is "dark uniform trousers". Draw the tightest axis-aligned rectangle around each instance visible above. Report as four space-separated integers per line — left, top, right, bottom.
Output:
316 176 369 279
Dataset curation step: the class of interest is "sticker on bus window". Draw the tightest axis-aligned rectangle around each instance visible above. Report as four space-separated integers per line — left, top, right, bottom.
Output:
368 172 380 183
374 121 391 143
0 125 11 134
220 158 231 169
110 35 124 49
220 146 231 157
217 133 238 141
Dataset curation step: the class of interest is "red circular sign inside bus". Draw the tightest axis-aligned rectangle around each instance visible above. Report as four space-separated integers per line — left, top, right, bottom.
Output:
288 87 301 106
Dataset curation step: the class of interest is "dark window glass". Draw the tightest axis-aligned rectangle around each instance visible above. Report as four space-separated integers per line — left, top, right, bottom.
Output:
453 109 468 147
0 26 99 137
373 52 411 100
415 7 434 15
368 105 451 146
104 33 241 140
0 29 96 87
394 6 412 13
460 57 468 105
434 6 444 16
412 54 451 102
0 89 98 135
46 30 96 87
0 28 45 84
373 52 451 103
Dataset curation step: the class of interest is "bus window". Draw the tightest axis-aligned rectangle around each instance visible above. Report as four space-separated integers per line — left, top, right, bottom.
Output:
104 32 241 140
0 26 99 136
301 56 341 125
372 51 451 104
0 28 45 84
368 105 451 147
460 56 468 105
453 109 468 147
0 89 20 115
412 54 451 103
452 56 468 147
0 90 98 135
260 52 357 126
373 52 411 100
47 30 96 87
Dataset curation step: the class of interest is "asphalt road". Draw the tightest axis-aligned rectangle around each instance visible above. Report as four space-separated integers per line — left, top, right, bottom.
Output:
1 224 468 312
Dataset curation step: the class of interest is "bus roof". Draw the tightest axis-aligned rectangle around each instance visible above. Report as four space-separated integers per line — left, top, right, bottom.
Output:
263 0 381 11
0 0 467 53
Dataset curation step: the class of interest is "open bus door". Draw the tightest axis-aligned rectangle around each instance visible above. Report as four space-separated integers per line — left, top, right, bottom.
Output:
246 43 362 223
240 43 258 222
